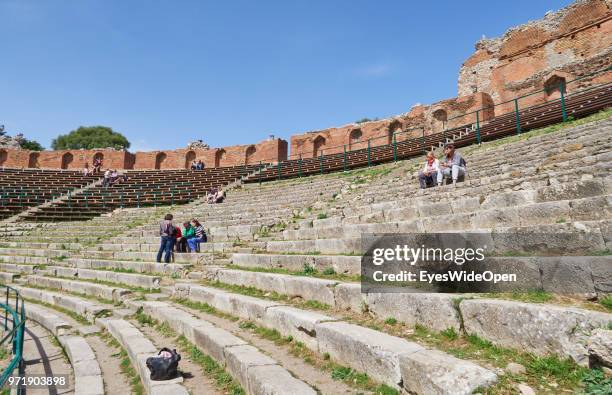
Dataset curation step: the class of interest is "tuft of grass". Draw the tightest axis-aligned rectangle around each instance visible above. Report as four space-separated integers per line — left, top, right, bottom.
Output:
301 264 317 276
317 213 328 220
599 294 612 311
440 327 458 341
384 317 398 325
176 336 244 395
322 267 336 276
581 368 612 394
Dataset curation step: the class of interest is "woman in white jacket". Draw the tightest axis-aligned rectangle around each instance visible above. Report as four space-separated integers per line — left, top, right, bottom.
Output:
418 151 439 189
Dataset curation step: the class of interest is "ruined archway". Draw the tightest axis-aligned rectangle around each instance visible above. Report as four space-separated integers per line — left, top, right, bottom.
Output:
93 152 104 163
0 150 7 167
245 146 256 165
313 136 326 158
61 152 73 169
388 120 402 144
28 152 40 168
155 152 167 169
215 149 226 168
432 109 448 133
185 151 196 169
348 129 362 150
544 75 567 101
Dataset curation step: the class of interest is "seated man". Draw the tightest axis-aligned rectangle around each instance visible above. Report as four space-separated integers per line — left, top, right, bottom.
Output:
207 187 217 204
108 169 119 185
437 144 466 187
417 151 439 189
196 160 205 170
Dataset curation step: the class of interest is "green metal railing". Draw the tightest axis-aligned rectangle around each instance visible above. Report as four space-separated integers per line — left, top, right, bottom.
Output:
0 285 25 392
0 67 609 211
246 65 611 182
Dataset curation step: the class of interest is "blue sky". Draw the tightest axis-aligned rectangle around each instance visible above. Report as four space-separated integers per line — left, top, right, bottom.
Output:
1 0 573 152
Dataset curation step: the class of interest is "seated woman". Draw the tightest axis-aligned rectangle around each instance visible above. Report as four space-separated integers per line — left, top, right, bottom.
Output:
190 160 198 170
177 222 193 253
187 219 206 252
418 151 439 189
83 163 91 176
214 188 226 203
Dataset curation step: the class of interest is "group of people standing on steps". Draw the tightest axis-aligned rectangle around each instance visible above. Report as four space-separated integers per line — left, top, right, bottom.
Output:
157 214 207 263
417 144 468 189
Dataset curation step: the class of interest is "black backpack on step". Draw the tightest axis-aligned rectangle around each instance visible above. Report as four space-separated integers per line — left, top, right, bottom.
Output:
146 348 181 381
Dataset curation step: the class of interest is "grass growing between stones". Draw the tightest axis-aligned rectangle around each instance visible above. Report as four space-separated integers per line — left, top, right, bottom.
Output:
23 298 91 325
237 320 398 395
134 310 245 395
176 336 245 395
200 279 332 311
224 264 361 282
174 298 239 322
348 313 598 394
99 331 145 395
600 295 612 312
47 273 161 294
23 283 117 306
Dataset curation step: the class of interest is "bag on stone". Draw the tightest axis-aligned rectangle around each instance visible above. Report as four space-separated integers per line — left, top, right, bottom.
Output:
146 347 181 381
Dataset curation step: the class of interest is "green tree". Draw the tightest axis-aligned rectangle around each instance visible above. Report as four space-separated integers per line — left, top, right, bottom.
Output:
51 126 130 150
20 138 44 151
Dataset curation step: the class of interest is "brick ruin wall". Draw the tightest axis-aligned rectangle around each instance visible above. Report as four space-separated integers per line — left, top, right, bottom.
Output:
0 138 287 170
291 0 611 158
1 0 610 166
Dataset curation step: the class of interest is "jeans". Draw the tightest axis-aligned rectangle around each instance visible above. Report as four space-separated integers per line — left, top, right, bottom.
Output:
437 165 466 185
418 170 434 189
176 238 187 253
157 236 175 263
187 237 204 252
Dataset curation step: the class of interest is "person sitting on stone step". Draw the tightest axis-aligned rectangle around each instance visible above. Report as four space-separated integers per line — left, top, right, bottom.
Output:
436 144 466 187
214 188 226 203
207 187 217 204
196 160 205 170
417 151 439 189
82 163 91 176
177 222 193 253
102 168 111 187
190 160 198 170
187 219 206 252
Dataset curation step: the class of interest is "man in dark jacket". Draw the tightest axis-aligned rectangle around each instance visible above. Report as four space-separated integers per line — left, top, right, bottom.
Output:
157 214 176 263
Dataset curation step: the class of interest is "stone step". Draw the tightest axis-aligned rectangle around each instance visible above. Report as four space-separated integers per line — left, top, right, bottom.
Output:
204 262 612 362
268 220 611 255
170 283 497 393
23 303 105 395
14 285 110 322
231 252 361 275
135 300 317 395
45 266 162 289
0 263 38 274
67 257 190 276
0 271 19 282
286 194 611 240
96 317 188 395
25 275 132 302
335 179 610 228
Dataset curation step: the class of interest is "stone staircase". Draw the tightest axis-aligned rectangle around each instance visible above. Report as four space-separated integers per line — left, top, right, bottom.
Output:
0 113 611 394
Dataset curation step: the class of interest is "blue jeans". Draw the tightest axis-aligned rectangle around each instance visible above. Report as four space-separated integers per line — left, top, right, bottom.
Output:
187 237 204 252
157 236 175 263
